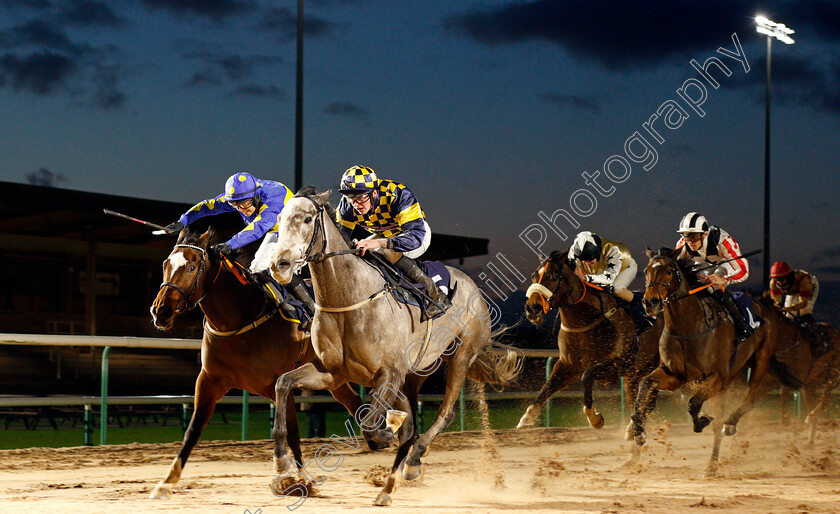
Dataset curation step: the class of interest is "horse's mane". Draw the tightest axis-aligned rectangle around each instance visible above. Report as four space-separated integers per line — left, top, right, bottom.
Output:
547 249 574 270
293 186 354 247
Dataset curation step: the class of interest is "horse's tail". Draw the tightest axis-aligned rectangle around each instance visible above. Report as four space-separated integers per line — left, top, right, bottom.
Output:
467 328 523 388
769 355 804 390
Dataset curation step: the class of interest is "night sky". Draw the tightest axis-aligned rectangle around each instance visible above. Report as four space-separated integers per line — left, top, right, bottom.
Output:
2 0 839 295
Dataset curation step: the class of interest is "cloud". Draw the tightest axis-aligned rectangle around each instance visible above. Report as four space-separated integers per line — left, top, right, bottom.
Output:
258 7 335 41
541 92 600 115
180 51 283 88
228 83 284 99
26 168 66 187
0 51 75 94
183 68 222 87
140 0 254 20
323 102 368 120
0 19 89 54
57 1 126 28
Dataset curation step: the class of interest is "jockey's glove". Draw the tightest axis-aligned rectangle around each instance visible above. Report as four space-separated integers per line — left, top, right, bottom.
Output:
164 221 184 234
213 242 240 259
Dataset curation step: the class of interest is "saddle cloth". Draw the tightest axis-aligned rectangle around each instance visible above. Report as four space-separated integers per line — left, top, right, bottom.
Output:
730 291 763 329
377 260 454 317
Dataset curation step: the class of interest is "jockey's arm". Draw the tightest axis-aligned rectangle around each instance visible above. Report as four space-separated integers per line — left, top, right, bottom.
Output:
583 246 622 286
227 203 280 249
178 195 235 226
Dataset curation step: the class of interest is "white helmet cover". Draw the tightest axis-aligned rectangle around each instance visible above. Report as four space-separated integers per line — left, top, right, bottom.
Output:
677 212 708 234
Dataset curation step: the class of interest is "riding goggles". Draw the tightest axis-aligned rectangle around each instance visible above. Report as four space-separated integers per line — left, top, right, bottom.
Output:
230 198 255 209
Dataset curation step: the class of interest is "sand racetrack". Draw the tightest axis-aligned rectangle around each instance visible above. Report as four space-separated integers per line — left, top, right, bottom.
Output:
2 417 839 513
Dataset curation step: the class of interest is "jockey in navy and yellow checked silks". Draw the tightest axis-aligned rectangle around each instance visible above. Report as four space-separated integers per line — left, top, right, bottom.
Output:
336 176 427 254
178 175 293 251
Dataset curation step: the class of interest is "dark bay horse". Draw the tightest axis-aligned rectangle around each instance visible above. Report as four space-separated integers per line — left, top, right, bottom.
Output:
632 247 801 476
520 250 663 440
268 190 521 506
755 296 840 443
148 227 382 498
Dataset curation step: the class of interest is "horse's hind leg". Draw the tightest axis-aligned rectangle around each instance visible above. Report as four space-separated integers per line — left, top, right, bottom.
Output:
151 371 227 498
581 360 619 429
273 363 342 474
402 345 474 482
375 380 420 507
517 359 578 428
688 372 724 434
723 348 773 435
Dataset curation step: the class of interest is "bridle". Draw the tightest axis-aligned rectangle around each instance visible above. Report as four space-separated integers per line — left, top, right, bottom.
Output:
644 255 682 307
159 244 216 313
525 258 593 314
294 198 360 271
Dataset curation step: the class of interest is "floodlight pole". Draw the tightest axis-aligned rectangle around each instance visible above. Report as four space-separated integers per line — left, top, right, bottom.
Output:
294 0 304 192
755 15 794 289
762 35 771 290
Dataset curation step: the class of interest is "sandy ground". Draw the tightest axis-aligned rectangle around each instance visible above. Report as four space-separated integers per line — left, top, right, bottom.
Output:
2 416 840 514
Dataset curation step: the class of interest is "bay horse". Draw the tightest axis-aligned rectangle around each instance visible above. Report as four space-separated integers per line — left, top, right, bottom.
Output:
268 190 521 506
632 247 801 476
148 227 384 498
519 250 663 441
755 295 840 443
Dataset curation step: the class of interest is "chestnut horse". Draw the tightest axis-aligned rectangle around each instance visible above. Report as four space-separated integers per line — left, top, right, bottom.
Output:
633 247 801 476
519 250 663 440
148 227 383 498
755 295 840 443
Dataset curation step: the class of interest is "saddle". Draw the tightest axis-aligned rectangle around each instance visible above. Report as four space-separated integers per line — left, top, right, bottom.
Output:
621 292 656 337
366 253 455 321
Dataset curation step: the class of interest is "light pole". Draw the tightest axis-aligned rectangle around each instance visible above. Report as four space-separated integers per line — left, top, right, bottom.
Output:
755 15 794 289
294 0 304 192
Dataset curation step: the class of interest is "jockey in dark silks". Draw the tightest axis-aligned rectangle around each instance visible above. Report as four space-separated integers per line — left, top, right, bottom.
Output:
674 212 754 343
335 165 451 319
769 261 829 356
163 172 315 329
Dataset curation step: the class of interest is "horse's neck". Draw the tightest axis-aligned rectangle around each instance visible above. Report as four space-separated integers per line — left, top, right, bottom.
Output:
309 218 380 307
200 265 264 331
558 276 605 321
663 270 706 327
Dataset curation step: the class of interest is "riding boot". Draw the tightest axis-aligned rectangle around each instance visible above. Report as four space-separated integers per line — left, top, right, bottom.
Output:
252 271 311 332
714 290 753 343
801 314 830 358
393 256 451 320
287 274 316 331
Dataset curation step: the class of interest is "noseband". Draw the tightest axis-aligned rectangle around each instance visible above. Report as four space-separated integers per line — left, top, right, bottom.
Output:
295 198 362 270
159 243 209 313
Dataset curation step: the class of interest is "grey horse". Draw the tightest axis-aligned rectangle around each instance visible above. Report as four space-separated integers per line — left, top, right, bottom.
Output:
268 190 520 506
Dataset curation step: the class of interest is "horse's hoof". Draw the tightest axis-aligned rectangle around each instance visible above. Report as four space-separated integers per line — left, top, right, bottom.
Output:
149 482 172 499
693 415 713 433
516 418 534 429
634 432 647 446
723 424 736 436
373 491 392 506
386 409 407 434
704 463 718 478
365 437 391 451
804 414 814 425
401 461 422 481
624 421 635 441
274 453 293 474
590 413 605 429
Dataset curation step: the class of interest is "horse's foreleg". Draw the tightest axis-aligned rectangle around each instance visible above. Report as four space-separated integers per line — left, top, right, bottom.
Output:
688 373 723 434
724 347 773 435
358 371 407 446
517 360 577 429
631 367 679 446
329 383 388 451
581 361 618 429
705 393 726 478
151 371 227 499
623 374 658 441
806 373 838 443
273 363 342 474
375 381 420 507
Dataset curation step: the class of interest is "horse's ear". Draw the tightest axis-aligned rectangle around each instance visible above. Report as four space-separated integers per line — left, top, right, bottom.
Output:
198 228 213 249
315 189 332 205
646 247 655 259
538 251 547 262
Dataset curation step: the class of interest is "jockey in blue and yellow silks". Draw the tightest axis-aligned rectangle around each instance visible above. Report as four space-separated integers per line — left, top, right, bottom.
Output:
163 172 315 329
335 165 451 319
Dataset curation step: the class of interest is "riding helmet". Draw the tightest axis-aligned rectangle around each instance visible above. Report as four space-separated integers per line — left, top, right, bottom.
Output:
572 231 602 261
770 261 793 278
224 172 262 202
338 165 379 194
677 212 708 234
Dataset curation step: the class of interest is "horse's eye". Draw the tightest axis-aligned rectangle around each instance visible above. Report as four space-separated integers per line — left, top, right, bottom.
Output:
188 265 196 273
304 215 313 223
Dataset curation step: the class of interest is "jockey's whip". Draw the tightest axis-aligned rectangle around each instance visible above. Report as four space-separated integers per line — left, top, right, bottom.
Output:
103 209 167 233
689 248 762 274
